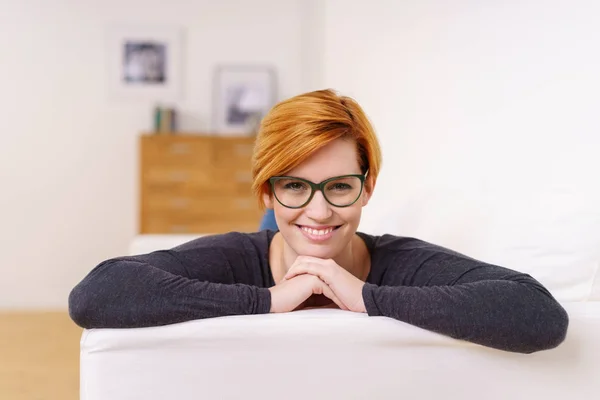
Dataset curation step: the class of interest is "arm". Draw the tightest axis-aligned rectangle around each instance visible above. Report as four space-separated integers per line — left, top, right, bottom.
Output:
68 236 271 329
363 250 569 354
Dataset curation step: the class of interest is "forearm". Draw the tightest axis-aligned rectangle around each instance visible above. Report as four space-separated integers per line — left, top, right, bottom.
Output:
68 260 271 329
362 280 569 353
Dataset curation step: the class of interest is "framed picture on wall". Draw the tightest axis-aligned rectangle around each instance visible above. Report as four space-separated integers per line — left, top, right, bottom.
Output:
212 65 277 136
106 25 183 101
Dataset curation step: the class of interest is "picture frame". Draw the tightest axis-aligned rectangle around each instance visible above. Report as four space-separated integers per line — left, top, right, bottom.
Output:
212 65 277 136
106 25 183 101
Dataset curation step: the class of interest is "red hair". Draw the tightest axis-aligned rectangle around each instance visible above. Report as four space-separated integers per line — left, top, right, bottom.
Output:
251 89 382 209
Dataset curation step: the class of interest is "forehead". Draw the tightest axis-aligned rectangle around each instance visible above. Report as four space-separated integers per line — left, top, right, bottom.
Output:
284 138 361 181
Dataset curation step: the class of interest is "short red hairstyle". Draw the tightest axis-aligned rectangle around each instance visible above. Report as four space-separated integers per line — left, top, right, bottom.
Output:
251 89 382 209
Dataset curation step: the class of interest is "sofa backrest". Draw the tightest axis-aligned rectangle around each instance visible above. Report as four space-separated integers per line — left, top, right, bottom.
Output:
361 184 600 302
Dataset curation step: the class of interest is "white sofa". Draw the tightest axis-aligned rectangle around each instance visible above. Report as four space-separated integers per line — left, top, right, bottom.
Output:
81 167 600 399
80 301 599 400
78 230 600 400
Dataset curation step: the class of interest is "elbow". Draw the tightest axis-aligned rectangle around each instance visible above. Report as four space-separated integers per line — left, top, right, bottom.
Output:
68 283 97 329
518 301 569 354
539 302 570 351
68 260 117 329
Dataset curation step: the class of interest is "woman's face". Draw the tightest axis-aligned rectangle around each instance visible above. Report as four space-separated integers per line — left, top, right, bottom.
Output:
263 138 374 259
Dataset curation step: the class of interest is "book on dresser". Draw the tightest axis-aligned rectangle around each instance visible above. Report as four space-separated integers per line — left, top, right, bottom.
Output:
139 133 264 234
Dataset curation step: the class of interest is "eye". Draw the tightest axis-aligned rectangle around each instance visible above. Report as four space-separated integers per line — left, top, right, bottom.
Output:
327 182 352 191
282 180 308 191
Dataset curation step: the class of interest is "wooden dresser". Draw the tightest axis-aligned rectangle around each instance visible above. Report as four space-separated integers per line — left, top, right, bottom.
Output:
139 134 263 234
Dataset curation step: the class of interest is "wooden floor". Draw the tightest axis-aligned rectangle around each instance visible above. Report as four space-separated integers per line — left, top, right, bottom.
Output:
0 312 82 400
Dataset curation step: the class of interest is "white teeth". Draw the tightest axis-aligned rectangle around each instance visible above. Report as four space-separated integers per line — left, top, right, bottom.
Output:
301 226 334 236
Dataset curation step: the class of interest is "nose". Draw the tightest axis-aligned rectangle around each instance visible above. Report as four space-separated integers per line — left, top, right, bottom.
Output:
304 190 333 221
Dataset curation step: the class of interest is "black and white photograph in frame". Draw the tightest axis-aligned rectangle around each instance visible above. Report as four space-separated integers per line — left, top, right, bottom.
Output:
107 25 182 101
213 66 276 135
123 41 166 83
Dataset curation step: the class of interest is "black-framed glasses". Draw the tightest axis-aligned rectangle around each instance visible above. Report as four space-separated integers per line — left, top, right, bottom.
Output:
269 174 366 209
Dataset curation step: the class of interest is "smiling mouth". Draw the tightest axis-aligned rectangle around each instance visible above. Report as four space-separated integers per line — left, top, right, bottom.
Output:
296 225 342 236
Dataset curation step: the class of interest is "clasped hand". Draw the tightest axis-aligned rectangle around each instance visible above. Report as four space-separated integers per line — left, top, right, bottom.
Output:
268 256 366 313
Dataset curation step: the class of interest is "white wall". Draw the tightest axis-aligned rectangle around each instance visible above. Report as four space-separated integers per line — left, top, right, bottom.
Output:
323 0 600 300
4 0 599 308
0 0 318 309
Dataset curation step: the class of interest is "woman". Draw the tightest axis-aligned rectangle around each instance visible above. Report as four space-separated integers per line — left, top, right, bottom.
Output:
69 89 568 354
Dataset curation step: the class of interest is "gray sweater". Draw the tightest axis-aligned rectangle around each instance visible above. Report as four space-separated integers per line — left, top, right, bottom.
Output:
68 230 569 353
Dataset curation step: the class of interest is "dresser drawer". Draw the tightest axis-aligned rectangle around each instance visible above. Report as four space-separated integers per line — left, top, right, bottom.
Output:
141 215 260 234
213 138 255 169
141 136 213 166
142 165 213 188
143 193 260 216
141 168 252 198
212 168 254 195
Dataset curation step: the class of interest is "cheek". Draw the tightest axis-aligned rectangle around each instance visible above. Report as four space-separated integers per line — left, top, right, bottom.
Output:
342 204 363 223
273 206 301 226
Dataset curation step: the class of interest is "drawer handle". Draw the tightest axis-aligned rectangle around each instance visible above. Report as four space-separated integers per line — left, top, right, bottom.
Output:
169 225 189 233
235 171 252 183
234 198 253 210
234 144 253 157
170 198 190 209
169 143 191 155
169 171 190 182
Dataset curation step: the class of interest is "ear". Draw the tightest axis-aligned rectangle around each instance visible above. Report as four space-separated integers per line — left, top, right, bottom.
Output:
262 191 275 209
361 175 375 206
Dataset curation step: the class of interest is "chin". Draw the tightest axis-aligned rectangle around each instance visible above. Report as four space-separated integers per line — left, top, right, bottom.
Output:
295 244 339 259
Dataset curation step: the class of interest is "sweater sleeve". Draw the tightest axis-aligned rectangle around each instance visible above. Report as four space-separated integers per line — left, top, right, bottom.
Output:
362 248 569 354
68 235 271 329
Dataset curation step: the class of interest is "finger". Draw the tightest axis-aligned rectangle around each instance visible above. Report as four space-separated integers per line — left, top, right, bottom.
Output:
319 280 348 311
286 256 309 275
283 260 306 280
284 263 321 281
296 255 327 263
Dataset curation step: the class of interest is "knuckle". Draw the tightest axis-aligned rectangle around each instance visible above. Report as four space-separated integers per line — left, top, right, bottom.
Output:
313 276 324 288
311 277 322 292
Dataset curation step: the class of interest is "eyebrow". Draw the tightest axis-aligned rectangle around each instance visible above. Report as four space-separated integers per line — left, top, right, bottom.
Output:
277 174 361 182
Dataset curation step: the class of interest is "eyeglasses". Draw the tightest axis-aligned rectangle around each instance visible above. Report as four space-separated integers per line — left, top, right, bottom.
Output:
269 174 367 209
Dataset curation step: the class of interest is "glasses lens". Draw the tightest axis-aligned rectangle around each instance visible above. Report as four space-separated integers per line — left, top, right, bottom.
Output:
272 178 312 208
272 176 363 208
323 176 363 206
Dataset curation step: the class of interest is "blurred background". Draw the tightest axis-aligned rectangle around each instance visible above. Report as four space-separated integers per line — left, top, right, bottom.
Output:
1 0 599 398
